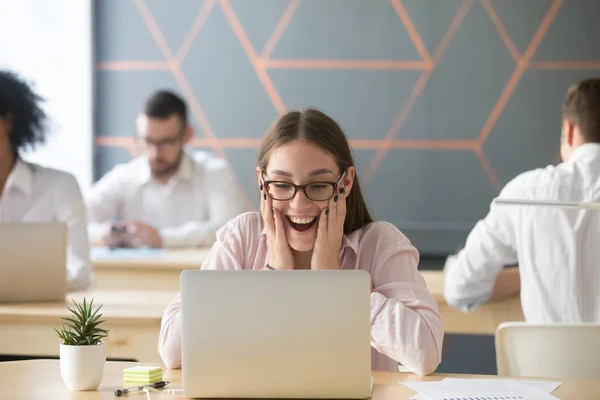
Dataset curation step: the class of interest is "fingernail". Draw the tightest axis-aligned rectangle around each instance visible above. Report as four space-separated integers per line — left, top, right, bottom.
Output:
339 187 345 194
325 209 329 215
334 195 338 202
259 184 263 191
263 193 267 200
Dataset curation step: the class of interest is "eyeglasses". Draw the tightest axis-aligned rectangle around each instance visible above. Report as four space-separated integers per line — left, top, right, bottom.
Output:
262 171 346 201
136 134 182 151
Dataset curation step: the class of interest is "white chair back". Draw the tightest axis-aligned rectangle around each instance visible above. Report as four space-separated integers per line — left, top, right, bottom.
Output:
495 322 600 379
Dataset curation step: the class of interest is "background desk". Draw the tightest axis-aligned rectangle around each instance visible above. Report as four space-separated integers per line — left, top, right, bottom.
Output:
91 248 210 290
91 249 524 335
0 290 176 362
1 360 598 399
420 271 525 335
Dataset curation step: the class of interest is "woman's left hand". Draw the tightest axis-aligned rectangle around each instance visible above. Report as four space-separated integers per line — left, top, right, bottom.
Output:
311 188 346 270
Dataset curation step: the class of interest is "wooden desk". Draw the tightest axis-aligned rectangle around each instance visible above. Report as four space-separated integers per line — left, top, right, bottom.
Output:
0 290 177 362
2 360 598 399
92 249 210 290
420 270 525 335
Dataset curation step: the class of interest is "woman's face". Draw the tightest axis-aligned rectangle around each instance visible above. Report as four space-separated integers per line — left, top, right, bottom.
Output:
257 140 354 252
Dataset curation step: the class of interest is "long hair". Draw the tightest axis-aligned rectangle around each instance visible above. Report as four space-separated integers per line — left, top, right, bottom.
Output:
257 108 373 234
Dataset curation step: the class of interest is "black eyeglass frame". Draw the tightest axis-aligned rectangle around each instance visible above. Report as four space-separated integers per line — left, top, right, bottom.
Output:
135 130 185 151
261 170 346 201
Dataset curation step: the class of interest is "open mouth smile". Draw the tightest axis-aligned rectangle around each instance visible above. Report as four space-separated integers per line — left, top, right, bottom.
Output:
286 216 319 232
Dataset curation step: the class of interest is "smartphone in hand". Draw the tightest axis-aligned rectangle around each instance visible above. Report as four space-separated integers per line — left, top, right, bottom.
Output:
107 219 129 248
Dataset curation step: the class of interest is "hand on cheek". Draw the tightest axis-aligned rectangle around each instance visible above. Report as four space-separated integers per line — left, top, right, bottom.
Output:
260 183 294 270
311 186 347 270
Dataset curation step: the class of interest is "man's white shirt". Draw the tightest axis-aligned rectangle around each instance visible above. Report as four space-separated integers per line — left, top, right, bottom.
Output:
444 143 600 323
87 150 248 248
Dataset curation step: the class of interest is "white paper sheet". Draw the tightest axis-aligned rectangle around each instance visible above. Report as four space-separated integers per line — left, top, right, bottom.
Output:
404 378 560 400
444 379 563 394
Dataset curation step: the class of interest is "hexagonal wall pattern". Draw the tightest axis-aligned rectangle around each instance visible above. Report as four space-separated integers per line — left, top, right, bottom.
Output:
95 0 600 254
269 69 423 139
400 1 515 141
402 0 465 55
181 6 279 139
267 0 422 60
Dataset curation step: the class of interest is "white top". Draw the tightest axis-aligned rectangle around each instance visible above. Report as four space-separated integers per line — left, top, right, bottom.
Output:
0 158 92 290
87 151 248 248
444 143 600 323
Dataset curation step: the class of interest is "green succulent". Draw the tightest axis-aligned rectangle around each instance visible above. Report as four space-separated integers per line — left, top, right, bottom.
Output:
55 297 109 346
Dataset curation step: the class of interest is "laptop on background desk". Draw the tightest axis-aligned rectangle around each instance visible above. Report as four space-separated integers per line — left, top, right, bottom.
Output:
181 269 372 399
0 222 67 303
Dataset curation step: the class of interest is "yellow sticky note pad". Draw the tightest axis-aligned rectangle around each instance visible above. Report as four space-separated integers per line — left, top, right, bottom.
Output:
123 366 162 384
124 366 162 375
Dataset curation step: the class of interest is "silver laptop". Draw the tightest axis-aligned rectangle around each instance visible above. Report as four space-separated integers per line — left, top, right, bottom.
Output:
180 269 372 399
0 222 67 302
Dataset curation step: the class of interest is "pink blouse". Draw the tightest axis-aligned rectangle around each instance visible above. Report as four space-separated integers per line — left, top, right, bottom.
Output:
158 212 443 375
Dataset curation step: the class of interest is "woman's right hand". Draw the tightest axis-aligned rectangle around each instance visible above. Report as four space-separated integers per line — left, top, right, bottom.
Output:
261 185 294 270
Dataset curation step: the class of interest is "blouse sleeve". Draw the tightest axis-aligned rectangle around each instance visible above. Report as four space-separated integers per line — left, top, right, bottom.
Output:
367 222 444 375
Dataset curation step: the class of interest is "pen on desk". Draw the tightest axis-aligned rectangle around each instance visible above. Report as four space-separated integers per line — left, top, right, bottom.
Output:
114 381 169 396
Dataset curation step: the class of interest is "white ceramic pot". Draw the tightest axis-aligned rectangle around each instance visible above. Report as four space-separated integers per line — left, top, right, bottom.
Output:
59 342 106 391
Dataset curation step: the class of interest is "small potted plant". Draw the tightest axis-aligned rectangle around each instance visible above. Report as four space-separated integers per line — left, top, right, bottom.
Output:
55 297 109 391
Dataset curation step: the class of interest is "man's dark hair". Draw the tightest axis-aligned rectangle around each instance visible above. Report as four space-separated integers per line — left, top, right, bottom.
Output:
562 77 600 143
143 90 187 125
0 70 47 154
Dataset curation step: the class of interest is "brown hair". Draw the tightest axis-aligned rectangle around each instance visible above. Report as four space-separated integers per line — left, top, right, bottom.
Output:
562 77 600 142
257 108 373 234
